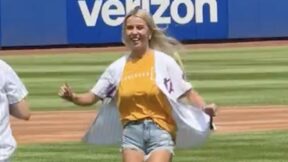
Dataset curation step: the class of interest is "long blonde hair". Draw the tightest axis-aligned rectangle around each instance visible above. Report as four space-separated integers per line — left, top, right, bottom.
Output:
122 7 185 71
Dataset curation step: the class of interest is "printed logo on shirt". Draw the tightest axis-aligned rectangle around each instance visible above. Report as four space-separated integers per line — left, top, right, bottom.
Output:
122 67 154 81
164 78 174 93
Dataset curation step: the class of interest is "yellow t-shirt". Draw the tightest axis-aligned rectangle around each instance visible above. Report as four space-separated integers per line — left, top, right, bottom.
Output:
117 50 176 137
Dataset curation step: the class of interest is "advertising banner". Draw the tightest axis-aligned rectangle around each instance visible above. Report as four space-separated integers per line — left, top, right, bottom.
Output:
0 0 287 47
67 0 228 44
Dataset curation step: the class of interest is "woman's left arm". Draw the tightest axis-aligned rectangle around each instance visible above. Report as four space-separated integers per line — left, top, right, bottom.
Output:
180 89 206 108
179 89 216 117
165 54 216 116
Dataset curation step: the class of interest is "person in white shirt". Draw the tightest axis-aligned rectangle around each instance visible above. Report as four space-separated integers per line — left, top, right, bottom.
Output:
0 60 31 162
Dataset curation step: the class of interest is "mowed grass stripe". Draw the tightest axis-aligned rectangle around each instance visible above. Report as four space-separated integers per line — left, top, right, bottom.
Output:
15 65 106 72
1 46 288 110
13 131 288 162
187 72 288 80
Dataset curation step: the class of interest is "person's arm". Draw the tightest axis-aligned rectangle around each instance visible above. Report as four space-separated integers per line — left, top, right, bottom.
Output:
2 60 31 120
9 99 31 120
179 89 216 117
58 83 100 106
59 59 121 106
165 53 216 117
180 89 206 107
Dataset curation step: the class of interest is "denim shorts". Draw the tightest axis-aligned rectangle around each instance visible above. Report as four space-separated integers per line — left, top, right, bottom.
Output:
121 119 174 155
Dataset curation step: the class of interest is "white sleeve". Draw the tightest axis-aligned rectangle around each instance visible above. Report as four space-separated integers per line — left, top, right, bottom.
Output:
167 57 192 99
90 66 117 99
2 61 28 104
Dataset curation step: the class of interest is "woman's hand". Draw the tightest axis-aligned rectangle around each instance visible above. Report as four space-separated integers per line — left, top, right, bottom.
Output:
179 90 217 117
203 103 217 117
59 83 99 106
58 83 75 102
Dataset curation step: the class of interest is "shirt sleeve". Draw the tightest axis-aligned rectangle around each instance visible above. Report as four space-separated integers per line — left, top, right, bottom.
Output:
2 61 28 104
90 65 117 99
167 57 192 99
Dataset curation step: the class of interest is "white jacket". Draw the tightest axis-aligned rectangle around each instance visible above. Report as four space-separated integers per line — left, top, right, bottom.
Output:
83 50 211 148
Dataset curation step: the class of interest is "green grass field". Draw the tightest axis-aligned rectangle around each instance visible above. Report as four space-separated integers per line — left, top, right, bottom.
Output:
2 45 288 161
2 46 288 110
13 131 288 162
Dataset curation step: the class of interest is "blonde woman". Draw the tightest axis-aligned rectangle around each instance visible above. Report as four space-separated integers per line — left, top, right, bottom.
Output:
59 7 216 162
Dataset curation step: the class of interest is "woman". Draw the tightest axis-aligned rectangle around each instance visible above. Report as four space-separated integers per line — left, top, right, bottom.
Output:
59 8 216 162
0 60 31 162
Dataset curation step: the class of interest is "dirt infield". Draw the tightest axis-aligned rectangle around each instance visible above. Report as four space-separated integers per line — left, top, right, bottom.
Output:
11 106 288 144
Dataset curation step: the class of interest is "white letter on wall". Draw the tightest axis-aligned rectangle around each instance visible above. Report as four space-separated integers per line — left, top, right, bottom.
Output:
196 0 218 23
78 0 103 27
102 0 125 26
126 0 141 13
171 0 194 24
151 0 171 24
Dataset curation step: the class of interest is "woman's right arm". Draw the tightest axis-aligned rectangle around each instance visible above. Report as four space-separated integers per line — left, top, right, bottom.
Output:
58 83 100 106
60 57 124 106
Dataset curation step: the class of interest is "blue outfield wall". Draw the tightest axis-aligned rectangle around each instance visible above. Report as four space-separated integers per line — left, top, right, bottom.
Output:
0 0 288 47
0 0 67 47
228 0 288 38
67 0 123 44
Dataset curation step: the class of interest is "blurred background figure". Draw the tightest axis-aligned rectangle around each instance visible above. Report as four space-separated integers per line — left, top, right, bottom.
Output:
0 60 31 162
